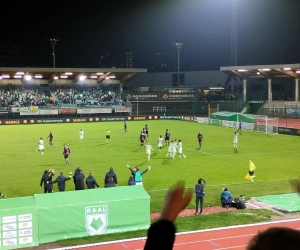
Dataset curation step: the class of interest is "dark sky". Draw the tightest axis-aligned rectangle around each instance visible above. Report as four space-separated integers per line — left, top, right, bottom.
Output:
2 0 300 70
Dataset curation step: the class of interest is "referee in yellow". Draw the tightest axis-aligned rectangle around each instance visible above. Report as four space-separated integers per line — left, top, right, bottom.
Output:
106 128 111 143
249 159 256 183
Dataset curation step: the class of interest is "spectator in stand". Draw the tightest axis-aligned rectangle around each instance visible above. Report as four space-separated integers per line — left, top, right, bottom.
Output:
73 167 85 190
86 172 100 189
104 167 117 186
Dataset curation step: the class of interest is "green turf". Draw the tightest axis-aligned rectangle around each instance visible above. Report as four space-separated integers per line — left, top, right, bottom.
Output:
56 209 277 247
0 120 299 210
255 193 300 212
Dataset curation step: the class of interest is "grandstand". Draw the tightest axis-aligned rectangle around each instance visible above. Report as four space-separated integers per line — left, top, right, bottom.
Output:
0 67 146 118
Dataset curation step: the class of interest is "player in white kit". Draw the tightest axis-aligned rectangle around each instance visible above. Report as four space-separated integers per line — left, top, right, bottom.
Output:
157 135 163 152
172 139 177 158
37 137 44 155
79 129 84 140
233 131 238 150
146 142 153 161
166 141 173 158
177 140 186 158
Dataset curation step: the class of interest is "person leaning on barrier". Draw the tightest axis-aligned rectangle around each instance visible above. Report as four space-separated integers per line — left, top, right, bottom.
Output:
73 167 85 190
52 172 72 192
105 177 116 188
128 175 136 185
86 172 100 189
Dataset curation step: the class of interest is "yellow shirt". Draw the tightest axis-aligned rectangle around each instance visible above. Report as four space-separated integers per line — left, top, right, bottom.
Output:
106 130 110 136
249 162 255 171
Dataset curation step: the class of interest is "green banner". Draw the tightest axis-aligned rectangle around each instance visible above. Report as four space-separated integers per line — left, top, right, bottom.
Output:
209 119 222 126
0 197 39 249
34 186 150 244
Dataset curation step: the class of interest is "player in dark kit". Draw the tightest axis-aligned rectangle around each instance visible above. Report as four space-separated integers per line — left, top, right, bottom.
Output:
140 131 146 148
124 121 128 133
62 145 70 165
47 131 53 146
145 124 149 138
165 129 170 145
197 132 203 147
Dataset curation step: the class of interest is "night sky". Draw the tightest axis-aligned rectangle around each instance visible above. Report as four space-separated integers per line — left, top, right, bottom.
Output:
2 0 300 70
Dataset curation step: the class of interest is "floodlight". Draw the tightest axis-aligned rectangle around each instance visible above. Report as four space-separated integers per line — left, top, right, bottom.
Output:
2 75 10 78
16 72 25 75
0 76 2 80
90 76 97 79
109 76 116 78
96 73 103 75
35 75 43 78
256 72 260 75
238 69 248 72
14 75 22 78
262 68 270 71
54 76 58 80
283 68 291 70
60 76 68 78
79 75 86 80
105 77 110 80
25 75 32 80
296 70 300 74
65 72 73 75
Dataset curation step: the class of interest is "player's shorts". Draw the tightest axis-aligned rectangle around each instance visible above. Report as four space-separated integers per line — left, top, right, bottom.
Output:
178 149 183 154
146 131 148 134
49 138 53 142
158 143 162 148
80 135 84 139
64 154 69 159
165 136 170 140
39 145 44 151
140 139 144 143
106 135 110 139
248 170 254 176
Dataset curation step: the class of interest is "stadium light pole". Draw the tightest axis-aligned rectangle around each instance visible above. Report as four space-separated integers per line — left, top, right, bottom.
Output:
173 42 183 86
48 38 59 68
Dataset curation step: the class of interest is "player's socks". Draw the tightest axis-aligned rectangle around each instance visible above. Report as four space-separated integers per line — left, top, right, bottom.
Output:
148 156 150 161
179 155 181 158
183 154 186 158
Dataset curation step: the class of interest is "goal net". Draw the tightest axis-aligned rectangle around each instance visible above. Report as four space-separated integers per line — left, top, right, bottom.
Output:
237 114 279 134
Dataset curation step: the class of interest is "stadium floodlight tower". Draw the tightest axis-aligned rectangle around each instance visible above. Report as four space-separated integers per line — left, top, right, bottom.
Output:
173 42 183 86
48 38 59 68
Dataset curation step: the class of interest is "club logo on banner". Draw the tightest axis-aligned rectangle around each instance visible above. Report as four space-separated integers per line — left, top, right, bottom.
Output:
85 205 108 235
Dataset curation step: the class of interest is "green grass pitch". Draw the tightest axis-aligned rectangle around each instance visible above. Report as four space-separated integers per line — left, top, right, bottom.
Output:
0 120 298 212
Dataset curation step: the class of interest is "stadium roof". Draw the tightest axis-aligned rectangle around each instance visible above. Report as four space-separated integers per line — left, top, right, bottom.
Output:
220 63 300 79
0 67 147 83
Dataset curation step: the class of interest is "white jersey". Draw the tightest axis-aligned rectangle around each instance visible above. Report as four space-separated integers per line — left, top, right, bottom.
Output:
79 130 84 139
172 142 177 152
146 144 153 154
157 137 163 147
38 139 44 150
233 133 238 143
178 142 183 154
168 142 173 153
